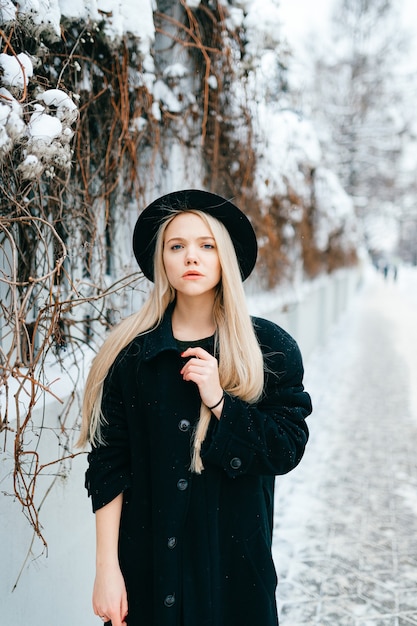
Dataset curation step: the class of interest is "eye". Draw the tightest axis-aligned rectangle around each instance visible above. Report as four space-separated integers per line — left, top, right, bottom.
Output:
170 244 183 250
202 243 215 249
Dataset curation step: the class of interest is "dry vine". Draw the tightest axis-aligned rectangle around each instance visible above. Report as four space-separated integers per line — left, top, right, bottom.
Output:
0 2 356 556
0 3 260 551
0 208 144 547
0 17 154 549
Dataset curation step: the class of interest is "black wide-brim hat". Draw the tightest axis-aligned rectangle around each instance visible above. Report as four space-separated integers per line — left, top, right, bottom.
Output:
133 189 258 282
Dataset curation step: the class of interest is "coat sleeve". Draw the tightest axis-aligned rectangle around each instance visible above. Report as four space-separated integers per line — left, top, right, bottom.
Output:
201 318 312 477
84 354 132 513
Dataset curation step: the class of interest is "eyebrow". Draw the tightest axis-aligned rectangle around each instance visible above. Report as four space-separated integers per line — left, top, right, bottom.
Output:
165 235 215 244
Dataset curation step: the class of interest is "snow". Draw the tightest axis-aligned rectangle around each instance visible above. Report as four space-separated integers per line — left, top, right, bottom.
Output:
225 6 245 30
17 0 62 38
0 65 77 176
0 88 26 154
0 0 397 403
22 92 76 174
0 0 16 22
37 89 78 120
163 64 188 80
278 0 332 47
313 167 358 252
0 52 33 88
264 109 321 174
253 106 345 227
272 265 417 622
153 79 183 114
364 213 401 256
0 0 363 255
29 109 63 141
243 0 284 53
58 0 155 47
0 0 156 47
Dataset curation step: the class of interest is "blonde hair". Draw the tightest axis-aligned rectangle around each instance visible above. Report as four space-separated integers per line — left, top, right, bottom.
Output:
77 209 264 472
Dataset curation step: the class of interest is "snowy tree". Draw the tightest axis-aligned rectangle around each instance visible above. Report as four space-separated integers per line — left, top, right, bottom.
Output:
309 0 415 258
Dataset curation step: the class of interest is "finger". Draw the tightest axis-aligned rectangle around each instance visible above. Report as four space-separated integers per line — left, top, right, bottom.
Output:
94 608 118 625
121 598 128 624
181 357 206 372
182 365 215 384
181 360 211 378
181 346 211 360
110 614 122 626
182 371 206 384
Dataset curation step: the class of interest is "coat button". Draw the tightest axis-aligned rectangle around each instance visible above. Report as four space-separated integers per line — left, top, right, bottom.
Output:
178 419 191 432
167 537 177 549
230 457 242 470
177 478 188 491
164 594 175 607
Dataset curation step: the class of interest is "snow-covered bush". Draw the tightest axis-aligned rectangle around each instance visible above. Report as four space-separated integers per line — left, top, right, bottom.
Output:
0 50 78 178
0 0 361 550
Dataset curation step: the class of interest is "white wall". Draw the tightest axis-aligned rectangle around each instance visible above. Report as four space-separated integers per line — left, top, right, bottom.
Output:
0 424 96 626
0 268 362 626
253 268 362 359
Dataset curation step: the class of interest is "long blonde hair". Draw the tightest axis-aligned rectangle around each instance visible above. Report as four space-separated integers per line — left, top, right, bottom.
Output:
77 209 264 472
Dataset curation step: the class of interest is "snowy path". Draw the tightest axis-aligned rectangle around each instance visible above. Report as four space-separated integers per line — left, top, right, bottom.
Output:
273 266 417 626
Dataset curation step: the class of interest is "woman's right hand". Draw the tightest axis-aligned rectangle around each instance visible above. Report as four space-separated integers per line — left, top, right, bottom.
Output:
93 564 128 626
93 494 127 625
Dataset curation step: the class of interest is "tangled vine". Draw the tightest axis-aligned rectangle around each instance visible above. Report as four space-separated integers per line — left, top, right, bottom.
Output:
0 2 357 555
0 2 265 551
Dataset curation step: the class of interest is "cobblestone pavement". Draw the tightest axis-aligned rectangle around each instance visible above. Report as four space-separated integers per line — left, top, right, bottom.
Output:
273 271 417 626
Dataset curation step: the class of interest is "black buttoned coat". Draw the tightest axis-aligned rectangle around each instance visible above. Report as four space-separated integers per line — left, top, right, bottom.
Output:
85 306 312 626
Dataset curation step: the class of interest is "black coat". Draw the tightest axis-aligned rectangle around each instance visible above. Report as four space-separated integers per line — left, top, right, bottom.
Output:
85 307 312 626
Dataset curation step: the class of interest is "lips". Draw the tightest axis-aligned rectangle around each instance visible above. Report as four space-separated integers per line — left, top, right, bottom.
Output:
182 271 203 278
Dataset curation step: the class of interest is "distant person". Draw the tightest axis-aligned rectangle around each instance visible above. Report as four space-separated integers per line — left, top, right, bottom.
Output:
78 189 312 626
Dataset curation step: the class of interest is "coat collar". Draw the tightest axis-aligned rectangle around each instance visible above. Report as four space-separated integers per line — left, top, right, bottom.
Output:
141 303 178 361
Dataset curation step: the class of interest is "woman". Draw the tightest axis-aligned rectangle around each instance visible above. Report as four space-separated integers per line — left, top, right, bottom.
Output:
78 189 312 626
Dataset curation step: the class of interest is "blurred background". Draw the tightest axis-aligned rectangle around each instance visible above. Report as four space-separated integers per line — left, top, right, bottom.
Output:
1 1 416 623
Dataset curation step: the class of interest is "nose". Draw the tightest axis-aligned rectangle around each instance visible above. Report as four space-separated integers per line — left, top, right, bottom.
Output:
185 248 199 265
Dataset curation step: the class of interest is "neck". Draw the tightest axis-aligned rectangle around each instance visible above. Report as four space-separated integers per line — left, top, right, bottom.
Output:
171 292 216 340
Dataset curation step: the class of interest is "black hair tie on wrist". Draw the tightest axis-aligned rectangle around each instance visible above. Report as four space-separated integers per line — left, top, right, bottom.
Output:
207 392 225 411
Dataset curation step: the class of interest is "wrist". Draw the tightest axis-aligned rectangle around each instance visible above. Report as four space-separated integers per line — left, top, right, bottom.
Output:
96 554 120 569
207 391 225 411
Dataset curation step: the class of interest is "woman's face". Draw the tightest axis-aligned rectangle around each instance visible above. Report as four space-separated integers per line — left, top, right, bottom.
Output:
163 212 222 298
